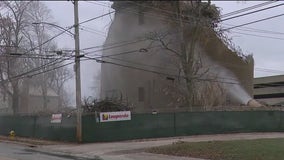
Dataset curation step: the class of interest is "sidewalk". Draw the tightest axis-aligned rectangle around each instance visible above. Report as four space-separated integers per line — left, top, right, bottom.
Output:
35 132 284 160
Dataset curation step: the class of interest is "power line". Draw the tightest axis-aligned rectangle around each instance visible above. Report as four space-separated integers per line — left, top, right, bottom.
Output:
223 24 284 35
78 10 115 26
125 1 282 27
81 39 150 56
231 31 284 41
84 55 241 85
88 51 256 84
82 0 112 8
0 55 74 85
25 61 74 78
80 25 107 37
220 3 284 22
79 27 106 37
82 0 284 42
0 9 121 84
20 26 73 55
0 54 66 60
221 1 277 18
221 13 284 31
77 2 284 77
83 1 213 27
81 38 146 51
85 51 179 72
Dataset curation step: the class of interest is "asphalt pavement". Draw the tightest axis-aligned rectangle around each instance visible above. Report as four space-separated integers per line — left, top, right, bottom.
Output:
2 132 284 160
0 142 100 160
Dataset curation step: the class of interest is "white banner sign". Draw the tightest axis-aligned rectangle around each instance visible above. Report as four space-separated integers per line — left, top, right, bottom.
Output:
51 113 62 123
100 111 131 122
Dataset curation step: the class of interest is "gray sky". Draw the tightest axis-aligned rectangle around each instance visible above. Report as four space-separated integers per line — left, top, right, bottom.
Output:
44 1 284 103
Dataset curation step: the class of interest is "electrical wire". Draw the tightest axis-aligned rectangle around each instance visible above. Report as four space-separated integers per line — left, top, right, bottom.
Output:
221 13 284 31
78 10 115 26
117 1 282 27
221 1 278 18
3 1 283 87
0 8 121 84
220 3 284 22
84 51 179 72
20 26 73 56
230 31 284 41
25 61 74 78
84 55 242 85
81 38 146 51
80 0 284 43
80 25 107 37
0 54 66 60
82 1 211 27
0 56 74 84
80 28 181 56
223 24 284 35
28 58 92 79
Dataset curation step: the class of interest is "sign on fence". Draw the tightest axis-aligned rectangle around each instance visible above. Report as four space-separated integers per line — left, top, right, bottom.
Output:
100 111 131 122
51 113 62 123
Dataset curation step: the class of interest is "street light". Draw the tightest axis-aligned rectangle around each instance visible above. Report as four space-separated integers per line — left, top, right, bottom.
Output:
32 20 83 142
32 22 74 37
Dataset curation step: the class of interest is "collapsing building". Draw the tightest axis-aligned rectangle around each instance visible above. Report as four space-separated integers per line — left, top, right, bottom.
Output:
100 1 257 113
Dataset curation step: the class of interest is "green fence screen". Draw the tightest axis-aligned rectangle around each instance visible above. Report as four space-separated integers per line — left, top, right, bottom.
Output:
0 111 283 142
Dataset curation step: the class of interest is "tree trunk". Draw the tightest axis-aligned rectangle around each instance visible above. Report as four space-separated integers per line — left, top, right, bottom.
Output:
12 84 19 115
57 88 62 110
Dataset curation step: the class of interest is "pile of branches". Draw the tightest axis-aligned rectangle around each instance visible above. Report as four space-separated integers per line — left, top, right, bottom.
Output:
82 98 130 113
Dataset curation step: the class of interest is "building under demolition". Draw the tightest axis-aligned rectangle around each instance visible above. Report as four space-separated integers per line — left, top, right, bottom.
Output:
100 1 255 113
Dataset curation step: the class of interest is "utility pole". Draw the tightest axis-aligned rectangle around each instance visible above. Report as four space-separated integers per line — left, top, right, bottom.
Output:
73 0 82 142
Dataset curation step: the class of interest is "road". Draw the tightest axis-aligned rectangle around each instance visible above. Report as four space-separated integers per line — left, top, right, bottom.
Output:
0 142 99 160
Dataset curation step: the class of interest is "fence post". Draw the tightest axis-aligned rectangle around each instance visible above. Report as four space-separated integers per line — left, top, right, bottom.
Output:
174 112 176 136
32 115 37 137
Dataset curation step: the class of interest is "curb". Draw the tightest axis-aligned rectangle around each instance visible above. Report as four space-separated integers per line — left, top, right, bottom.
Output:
0 139 39 148
32 147 103 160
0 137 96 159
0 136 70 146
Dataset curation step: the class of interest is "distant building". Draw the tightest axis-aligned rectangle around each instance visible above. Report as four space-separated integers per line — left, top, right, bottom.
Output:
19 86 59 114
0 79 59 114
254 75 284 106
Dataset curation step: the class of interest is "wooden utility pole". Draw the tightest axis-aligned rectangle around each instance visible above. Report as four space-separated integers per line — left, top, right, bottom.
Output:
73 0 82 142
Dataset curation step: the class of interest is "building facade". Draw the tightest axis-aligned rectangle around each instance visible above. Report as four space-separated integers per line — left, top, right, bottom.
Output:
254 75 284 106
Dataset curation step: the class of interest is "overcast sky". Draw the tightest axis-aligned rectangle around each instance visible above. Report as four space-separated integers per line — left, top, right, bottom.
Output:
43 1 284 103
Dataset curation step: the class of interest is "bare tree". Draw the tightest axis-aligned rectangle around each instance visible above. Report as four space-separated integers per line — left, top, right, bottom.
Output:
23 1 54 110
144 1 221 110
0 1 31 114
0 1 72 114
49 66 73 108
23 1 72 110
